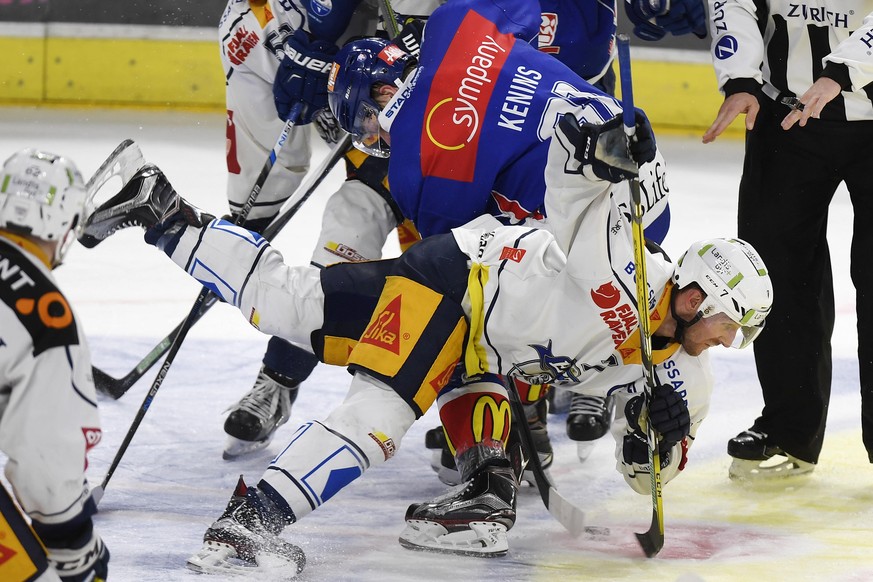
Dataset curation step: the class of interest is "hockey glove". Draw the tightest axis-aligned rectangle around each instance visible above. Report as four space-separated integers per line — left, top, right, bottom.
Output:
558 110 656 183
34 516 110 582
622 383 690 465
313 107 342 144
392 17 426 58
625 0 707 41
627 384 690 442
273 28 339 124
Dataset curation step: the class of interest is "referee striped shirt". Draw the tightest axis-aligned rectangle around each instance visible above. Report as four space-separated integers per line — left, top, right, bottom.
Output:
708 0 873 121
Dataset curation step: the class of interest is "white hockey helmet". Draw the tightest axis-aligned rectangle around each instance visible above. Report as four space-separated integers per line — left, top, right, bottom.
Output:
0 148 87 266
673 238 773 349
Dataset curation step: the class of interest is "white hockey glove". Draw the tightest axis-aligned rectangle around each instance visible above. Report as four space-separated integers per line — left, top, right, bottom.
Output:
558 111 657 183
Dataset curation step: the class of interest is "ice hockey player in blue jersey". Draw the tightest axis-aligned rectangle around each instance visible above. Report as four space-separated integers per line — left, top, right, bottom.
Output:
220 0 705 468
326 0 677 479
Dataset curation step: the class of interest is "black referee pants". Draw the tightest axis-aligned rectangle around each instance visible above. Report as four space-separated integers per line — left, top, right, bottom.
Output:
738 97 873 463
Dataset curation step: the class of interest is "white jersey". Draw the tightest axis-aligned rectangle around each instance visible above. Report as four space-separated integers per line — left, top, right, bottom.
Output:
709 0 873 120
451 134 713 492
219 0 380 221
158 124 712 492
0 236 101 525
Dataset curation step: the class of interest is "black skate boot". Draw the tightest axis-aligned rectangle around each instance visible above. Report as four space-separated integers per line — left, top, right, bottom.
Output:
566 393 614 461
186 476 305 576
80 164 209 248
425 399 553 487
223 365 300 459
399 464 518 556
727 428 814 480
423 426 463 486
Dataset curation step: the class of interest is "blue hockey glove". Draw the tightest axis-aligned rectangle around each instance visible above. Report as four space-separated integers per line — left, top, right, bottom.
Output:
625 0 707 42
273 29 339 124
558 110 657 183
393 17 426 58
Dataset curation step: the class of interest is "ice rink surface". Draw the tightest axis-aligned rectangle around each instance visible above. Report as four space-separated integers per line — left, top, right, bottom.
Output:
1 106 870 581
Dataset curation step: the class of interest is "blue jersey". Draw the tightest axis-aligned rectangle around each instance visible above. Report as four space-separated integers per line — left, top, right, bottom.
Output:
382 0 622 238
538 0 617 82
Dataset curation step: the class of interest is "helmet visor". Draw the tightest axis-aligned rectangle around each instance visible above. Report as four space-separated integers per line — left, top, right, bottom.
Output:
349 101 390 158
730 321 765 350
700 295 766 350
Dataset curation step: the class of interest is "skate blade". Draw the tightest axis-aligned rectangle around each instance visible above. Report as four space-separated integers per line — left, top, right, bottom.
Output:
399 520 508 557
186 541 303 578
223 435 271 460
729 457 815 481
576 441 596 462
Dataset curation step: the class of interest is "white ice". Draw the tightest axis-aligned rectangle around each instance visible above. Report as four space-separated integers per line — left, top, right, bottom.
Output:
1 107 870 582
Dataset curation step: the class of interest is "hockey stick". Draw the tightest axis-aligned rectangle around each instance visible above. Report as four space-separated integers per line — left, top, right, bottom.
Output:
93 106 303 503
504 379 591 537
617 34 665 558
91 133 351 399
379 0 402 37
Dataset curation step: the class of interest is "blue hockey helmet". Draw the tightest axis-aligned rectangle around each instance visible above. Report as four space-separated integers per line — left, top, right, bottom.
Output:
327 37 415 158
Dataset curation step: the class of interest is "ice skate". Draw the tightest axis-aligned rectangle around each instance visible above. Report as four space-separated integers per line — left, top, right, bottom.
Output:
727 428 815 480
186 477 304 577
399 465 517 557
566 393 614 461
224 366 299 459
80 163 207 248
424 400 553 487
547 386 573 414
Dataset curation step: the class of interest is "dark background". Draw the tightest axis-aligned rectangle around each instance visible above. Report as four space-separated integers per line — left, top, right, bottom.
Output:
0 0 709 50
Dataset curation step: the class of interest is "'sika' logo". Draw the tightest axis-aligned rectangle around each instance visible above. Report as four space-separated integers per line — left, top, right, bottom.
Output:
0 542 16 566
360 295 402 354
429 359 459 392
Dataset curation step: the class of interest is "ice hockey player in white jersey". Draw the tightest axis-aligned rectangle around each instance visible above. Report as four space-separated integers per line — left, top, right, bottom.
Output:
218 0 706 466
0 149 109 581
81 93 772 573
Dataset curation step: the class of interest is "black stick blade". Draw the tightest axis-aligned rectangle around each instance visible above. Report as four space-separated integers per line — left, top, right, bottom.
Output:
635 511 664 557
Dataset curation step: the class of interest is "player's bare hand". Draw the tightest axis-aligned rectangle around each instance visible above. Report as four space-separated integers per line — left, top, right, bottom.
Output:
781 77 842 130
702 93 759 144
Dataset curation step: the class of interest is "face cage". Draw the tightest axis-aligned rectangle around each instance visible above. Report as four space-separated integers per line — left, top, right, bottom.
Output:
699 295 766 350
350 101 390 158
